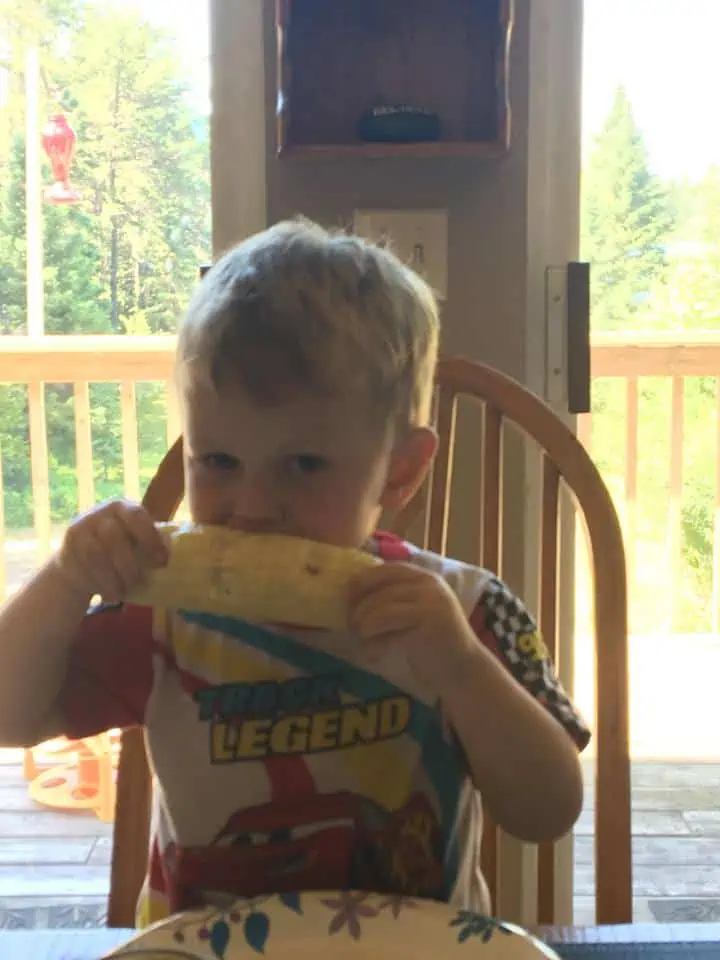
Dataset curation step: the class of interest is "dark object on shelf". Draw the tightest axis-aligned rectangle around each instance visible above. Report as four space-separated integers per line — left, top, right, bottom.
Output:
358 105 442 144
276 0 514 160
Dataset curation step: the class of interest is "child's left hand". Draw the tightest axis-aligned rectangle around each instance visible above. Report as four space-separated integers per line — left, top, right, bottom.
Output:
349 562 584 844
347 563 476 689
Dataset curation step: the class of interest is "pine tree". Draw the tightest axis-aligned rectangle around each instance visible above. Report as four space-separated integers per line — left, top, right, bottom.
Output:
53 4 210 334
582 92 720 629
581 86 673 331
0 0 210 527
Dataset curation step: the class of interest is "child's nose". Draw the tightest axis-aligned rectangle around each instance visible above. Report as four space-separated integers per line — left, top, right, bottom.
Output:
227 473 281 533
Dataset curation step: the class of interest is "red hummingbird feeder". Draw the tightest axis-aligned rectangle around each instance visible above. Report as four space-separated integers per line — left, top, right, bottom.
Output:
41 113 81 205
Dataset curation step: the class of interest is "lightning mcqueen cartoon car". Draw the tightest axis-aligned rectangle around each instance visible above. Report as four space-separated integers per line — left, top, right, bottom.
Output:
162 790 444 911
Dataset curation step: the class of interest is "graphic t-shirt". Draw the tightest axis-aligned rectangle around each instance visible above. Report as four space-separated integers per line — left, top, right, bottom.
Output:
58 533 590 926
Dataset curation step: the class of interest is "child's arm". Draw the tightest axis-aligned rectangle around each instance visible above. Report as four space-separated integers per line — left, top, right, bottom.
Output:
349 563 585 844
0 561 97 745
436 630 583 842
0 499 167 746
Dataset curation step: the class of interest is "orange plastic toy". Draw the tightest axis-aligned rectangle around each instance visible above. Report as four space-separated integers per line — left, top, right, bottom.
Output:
23 731 120 822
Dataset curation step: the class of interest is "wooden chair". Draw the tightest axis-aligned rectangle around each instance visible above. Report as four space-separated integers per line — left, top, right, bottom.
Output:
107 356 631 928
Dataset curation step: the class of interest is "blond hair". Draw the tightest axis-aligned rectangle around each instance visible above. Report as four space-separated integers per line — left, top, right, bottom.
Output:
177 218 439 427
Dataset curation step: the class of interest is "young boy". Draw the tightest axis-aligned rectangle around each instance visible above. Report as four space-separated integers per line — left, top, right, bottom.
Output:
0 219 587 925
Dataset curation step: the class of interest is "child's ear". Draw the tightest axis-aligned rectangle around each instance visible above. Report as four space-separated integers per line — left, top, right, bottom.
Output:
381 426 438 511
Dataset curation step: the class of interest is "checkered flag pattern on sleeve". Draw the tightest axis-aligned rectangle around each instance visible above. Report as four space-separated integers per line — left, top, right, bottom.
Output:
479 575 591 750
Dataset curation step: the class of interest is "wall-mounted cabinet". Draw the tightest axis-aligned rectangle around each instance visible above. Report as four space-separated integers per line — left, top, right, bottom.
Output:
276 0 513 159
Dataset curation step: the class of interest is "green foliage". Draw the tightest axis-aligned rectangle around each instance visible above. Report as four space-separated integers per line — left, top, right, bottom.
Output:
640 170 720 629
644 169 720 332
0 135 109 334
582 87 720 631
0 0 209 531
581 87 673 332
51 3 210 333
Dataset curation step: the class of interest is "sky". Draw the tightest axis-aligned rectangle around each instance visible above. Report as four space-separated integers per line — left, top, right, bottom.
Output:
582 0 720 180
133 0 720 183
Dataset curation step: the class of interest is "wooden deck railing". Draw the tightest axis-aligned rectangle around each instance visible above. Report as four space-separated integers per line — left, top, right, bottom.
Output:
582 332 720 634
0 336 177 581
0 332 718 633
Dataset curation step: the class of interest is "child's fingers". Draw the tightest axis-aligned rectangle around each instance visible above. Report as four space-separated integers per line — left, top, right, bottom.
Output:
348 576 427 623
113 502 168 565
72 529 128 602
59 500 163 602
351 598 418 639
94 514 145 592
347 562 438 604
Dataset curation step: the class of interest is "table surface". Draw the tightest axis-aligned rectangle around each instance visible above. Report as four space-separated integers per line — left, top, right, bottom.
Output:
0 923 718 959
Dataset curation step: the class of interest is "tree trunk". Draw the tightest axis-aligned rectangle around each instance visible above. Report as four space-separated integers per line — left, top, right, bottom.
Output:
110 214 119 331
109 66 121 332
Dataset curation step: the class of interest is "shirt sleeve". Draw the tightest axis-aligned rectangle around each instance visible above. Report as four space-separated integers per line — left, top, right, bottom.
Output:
469 574 591 751
57 602 164 739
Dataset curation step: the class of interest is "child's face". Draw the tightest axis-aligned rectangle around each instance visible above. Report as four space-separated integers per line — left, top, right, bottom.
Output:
182 378 436 549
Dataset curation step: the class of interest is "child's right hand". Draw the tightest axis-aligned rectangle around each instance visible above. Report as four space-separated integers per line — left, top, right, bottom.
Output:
52 499 169 604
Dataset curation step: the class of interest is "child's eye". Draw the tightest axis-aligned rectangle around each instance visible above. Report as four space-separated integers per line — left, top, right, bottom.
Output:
199 452 238 471
291 454 328 475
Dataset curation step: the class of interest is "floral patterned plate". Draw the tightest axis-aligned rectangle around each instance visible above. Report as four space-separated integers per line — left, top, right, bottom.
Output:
105 891 560 959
